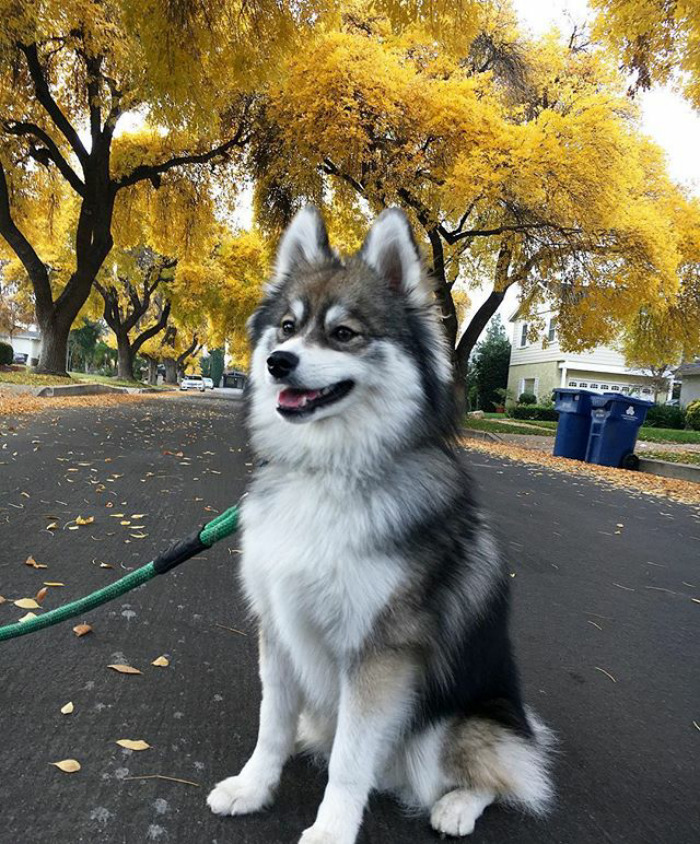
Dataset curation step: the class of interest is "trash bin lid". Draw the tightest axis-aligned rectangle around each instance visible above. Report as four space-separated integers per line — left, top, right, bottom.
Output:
602 392 653 407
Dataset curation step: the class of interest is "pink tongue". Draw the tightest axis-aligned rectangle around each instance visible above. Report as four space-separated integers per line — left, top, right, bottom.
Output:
278 388 321 409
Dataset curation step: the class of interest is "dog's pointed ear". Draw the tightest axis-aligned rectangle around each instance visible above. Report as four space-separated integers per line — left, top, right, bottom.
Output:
272 205 333 286
360 209 430 304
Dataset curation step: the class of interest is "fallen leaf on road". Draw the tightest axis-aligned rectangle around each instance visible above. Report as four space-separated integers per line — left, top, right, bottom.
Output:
76 516 94 525
19 612 38 622
35 587 49 604
124 774 200 787
46 522 58 531
44 582 65 587
116 739 150 751
594 667 617 683
110 513 125 518
73 624 92 637
25 555 48 569
692 598 700 605
0 595 6 604
68 526 79 531
131 514 146 519
50 759 81 773
151 656 169 667
99 562 114 569
107 664 141 675
61 701 74 715
120 520 131 526
130 532 148 539
14 598 40 609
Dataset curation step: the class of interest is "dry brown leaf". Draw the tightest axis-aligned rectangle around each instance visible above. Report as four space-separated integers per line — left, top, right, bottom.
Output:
107 663 142 675
76 516 94 525
35 587 49 604
46 522 58 531
18 612 38 623
50 759 81 773
60 701 74 715
0 595 6 604
151 656 169 667
116 739 151 751
14 597 40 609
73 623 93 637
99 562 114 569
43 581 65 587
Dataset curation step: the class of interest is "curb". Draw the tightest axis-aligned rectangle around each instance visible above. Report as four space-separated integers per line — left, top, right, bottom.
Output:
459 427 504 444
637 457 700 484
1 382 174 398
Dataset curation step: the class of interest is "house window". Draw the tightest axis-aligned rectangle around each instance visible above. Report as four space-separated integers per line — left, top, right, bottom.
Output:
621 386 629 394
520 323 528 347
610 385 620 392
600 384 609 390
548 317 557 343
568 380 578 387
589 383 599 389
642 387 652 395
579 381 588 388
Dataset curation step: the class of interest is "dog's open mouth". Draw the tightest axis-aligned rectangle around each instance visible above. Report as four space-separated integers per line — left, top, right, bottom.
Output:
277 380 354 418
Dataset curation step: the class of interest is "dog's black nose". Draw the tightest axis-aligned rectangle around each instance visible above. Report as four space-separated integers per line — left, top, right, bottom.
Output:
267 351 299 379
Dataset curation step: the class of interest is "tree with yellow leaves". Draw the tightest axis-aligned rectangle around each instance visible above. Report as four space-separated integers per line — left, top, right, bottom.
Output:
591 0 700 108
0 0 324 374
255 3 699 402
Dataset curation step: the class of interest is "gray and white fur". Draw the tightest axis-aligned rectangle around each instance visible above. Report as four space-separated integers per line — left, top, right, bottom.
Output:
207 207 554 842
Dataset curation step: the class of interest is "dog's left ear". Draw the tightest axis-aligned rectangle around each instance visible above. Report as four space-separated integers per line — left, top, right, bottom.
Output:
360 209 430 305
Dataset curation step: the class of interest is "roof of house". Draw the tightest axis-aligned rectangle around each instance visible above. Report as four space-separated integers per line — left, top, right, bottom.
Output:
679 362 700 377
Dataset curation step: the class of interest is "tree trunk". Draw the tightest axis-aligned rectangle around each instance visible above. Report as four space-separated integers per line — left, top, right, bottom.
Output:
36 314 72 375
146 357 158 385
116 334 134 381
163 357 177 384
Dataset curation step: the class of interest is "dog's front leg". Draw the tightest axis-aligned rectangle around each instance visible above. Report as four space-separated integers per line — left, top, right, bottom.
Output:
299 652 415 844
208 627 300 816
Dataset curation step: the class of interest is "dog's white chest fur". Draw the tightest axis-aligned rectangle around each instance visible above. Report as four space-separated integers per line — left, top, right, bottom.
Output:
241 469 401 705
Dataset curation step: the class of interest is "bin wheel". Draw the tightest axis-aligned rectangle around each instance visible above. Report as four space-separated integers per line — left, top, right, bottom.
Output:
621 452 639 471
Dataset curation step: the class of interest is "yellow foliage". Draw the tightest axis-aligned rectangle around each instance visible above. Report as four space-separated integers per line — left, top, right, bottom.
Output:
592 0 700 109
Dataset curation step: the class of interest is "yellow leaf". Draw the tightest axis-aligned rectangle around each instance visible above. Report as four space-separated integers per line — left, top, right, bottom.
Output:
116 739 151 751
151 656 169 667
25 554 48 569
73 623 93 637
61 701 74 714
131 514 146 519
18 612 38 623
50 759 81 773
43 582 65 587
99 562 114 569
46 522 58 531
14 598 40 609
68 526 79 531
107 664 142 675
0 595 6 604
120 520 131 526
76 516 95 525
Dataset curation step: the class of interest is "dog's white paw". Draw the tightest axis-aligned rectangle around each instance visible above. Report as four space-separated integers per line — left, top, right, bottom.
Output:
299 826 352 844
207 775 272 816
430 789 492 837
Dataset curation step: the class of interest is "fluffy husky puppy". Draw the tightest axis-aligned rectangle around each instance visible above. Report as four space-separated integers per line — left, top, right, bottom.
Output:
207 207 553 842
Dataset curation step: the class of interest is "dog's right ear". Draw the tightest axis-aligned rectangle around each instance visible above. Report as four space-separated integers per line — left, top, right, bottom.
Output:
270 206 333 289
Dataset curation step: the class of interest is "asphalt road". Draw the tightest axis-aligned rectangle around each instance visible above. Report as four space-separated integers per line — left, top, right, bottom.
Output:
1 397 698 844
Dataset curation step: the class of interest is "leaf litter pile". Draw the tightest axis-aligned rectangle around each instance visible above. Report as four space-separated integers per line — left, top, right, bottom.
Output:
460 438 700 508
0 397 250 794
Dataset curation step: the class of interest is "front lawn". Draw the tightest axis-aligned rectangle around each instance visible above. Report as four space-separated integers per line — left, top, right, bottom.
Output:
0 369 169 390
642 450 700 465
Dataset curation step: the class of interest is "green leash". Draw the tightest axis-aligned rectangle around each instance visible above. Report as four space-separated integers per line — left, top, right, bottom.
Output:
0 504 240 643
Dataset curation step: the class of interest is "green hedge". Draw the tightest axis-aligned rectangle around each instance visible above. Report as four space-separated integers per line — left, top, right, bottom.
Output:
686 400 700 431
0 341 13 366
508 405 559 421
642 404 686 430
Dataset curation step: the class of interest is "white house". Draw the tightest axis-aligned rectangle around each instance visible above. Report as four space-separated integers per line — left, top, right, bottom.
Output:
679 362 700 408
0 326 42 365
507 301 669 403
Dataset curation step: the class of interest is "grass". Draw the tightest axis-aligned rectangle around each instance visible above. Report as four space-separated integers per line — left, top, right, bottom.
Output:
463 418 555 437
0 368 169 390
643 450 700 466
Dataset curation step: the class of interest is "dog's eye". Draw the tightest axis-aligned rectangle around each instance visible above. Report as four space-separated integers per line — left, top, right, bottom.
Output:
332 326 356 343
281 319 295 336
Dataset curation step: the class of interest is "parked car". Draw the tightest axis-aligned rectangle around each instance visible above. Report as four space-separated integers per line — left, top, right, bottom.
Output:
180 374 205 392
203 377 214 390
13 352 28 364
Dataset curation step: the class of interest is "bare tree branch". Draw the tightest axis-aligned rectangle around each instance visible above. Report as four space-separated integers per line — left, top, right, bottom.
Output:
3 121 85 195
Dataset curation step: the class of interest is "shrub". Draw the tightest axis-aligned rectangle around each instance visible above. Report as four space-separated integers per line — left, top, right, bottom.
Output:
0 341 13 366
518 392 537 405
642 404 686 430
508 404 559 421
686 400 700 431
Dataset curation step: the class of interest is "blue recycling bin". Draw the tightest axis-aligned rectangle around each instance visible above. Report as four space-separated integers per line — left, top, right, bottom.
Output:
585 393 653 468
553 388 596 460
